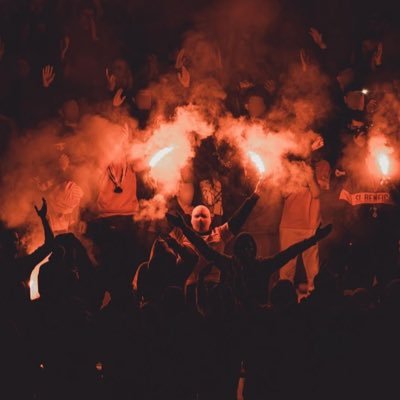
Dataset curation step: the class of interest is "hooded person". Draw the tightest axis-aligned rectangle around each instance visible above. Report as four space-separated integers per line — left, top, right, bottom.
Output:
133 237 198 304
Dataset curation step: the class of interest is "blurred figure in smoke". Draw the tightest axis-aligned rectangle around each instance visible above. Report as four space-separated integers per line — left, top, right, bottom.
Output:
62 1 109 99
279 161 322 294
87 125 140 282
338 131 399 289
58 98 81 137
106 58 134 94
244 85 271 121
109 61 153 129
35 154 83 235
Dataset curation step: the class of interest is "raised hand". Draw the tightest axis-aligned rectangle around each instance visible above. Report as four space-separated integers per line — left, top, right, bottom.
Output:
372 42 383 68
0 37 5 61
60 35 70 61
314 223 333 240
121 122 129 140
59 153 70 171
239 80 253 90
264 79 276 94
175 48 185 69
300 49 309 72
177 65 190 88
113 88 126 107
309 27 327 49
34 198 48 219
106 67 116 91
311 135 324 151
42 65 55 88
89 15 99 41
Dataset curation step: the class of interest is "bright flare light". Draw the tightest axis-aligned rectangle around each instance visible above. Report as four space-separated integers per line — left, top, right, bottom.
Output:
248 151 266 174
377 152 390 176
149 146 175 168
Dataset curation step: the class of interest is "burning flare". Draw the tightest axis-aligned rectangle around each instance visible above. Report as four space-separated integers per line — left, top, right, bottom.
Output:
248 150 266 174
149 146 175 168
377 152 390 176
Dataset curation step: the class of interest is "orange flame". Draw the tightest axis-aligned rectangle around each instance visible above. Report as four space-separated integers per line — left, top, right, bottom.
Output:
367 136 394 179
377 152 390 176
248 150 266 174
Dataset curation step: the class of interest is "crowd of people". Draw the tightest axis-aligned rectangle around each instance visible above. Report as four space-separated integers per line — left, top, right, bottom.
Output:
2 0 400 399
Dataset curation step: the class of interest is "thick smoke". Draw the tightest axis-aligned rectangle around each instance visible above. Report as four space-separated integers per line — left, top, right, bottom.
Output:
0 0 337 250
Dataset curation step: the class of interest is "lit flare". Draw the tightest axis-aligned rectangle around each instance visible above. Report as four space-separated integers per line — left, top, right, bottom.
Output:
376 152 390 176
248 150 266 174
149 146 175 168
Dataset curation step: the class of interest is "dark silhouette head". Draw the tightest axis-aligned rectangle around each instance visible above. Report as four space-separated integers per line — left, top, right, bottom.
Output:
233 232 257 263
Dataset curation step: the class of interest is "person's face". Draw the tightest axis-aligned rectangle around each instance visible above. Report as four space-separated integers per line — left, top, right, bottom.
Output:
353 133 367 148
344 91 365 111
135 90 152 110
337 68 354 89
62 100 80 123
246 96 267 119
112 59 132 82
237 238 256 261
191 206 211 233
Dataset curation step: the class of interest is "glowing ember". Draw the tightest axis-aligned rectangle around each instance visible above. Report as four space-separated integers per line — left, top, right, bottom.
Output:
377 152 390 176
248 151 266 174
149 146 175 168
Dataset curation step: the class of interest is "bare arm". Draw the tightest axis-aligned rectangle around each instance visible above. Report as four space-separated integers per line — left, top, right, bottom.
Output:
227 192 260 235
263 224 332 273
166 213 231 268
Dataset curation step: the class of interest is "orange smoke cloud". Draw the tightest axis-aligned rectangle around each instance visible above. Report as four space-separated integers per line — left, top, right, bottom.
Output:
216 116 312 188
132 106 214 196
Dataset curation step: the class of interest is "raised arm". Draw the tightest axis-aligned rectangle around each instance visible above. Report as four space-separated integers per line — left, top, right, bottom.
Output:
163 234 198 266
227 191 260 235
166 213 230 268
15 199 54 281
264 224 332 273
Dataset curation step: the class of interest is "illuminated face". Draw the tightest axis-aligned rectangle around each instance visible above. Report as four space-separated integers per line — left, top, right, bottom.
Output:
353 133 367 148
191 205 211 233
246 96 267 119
